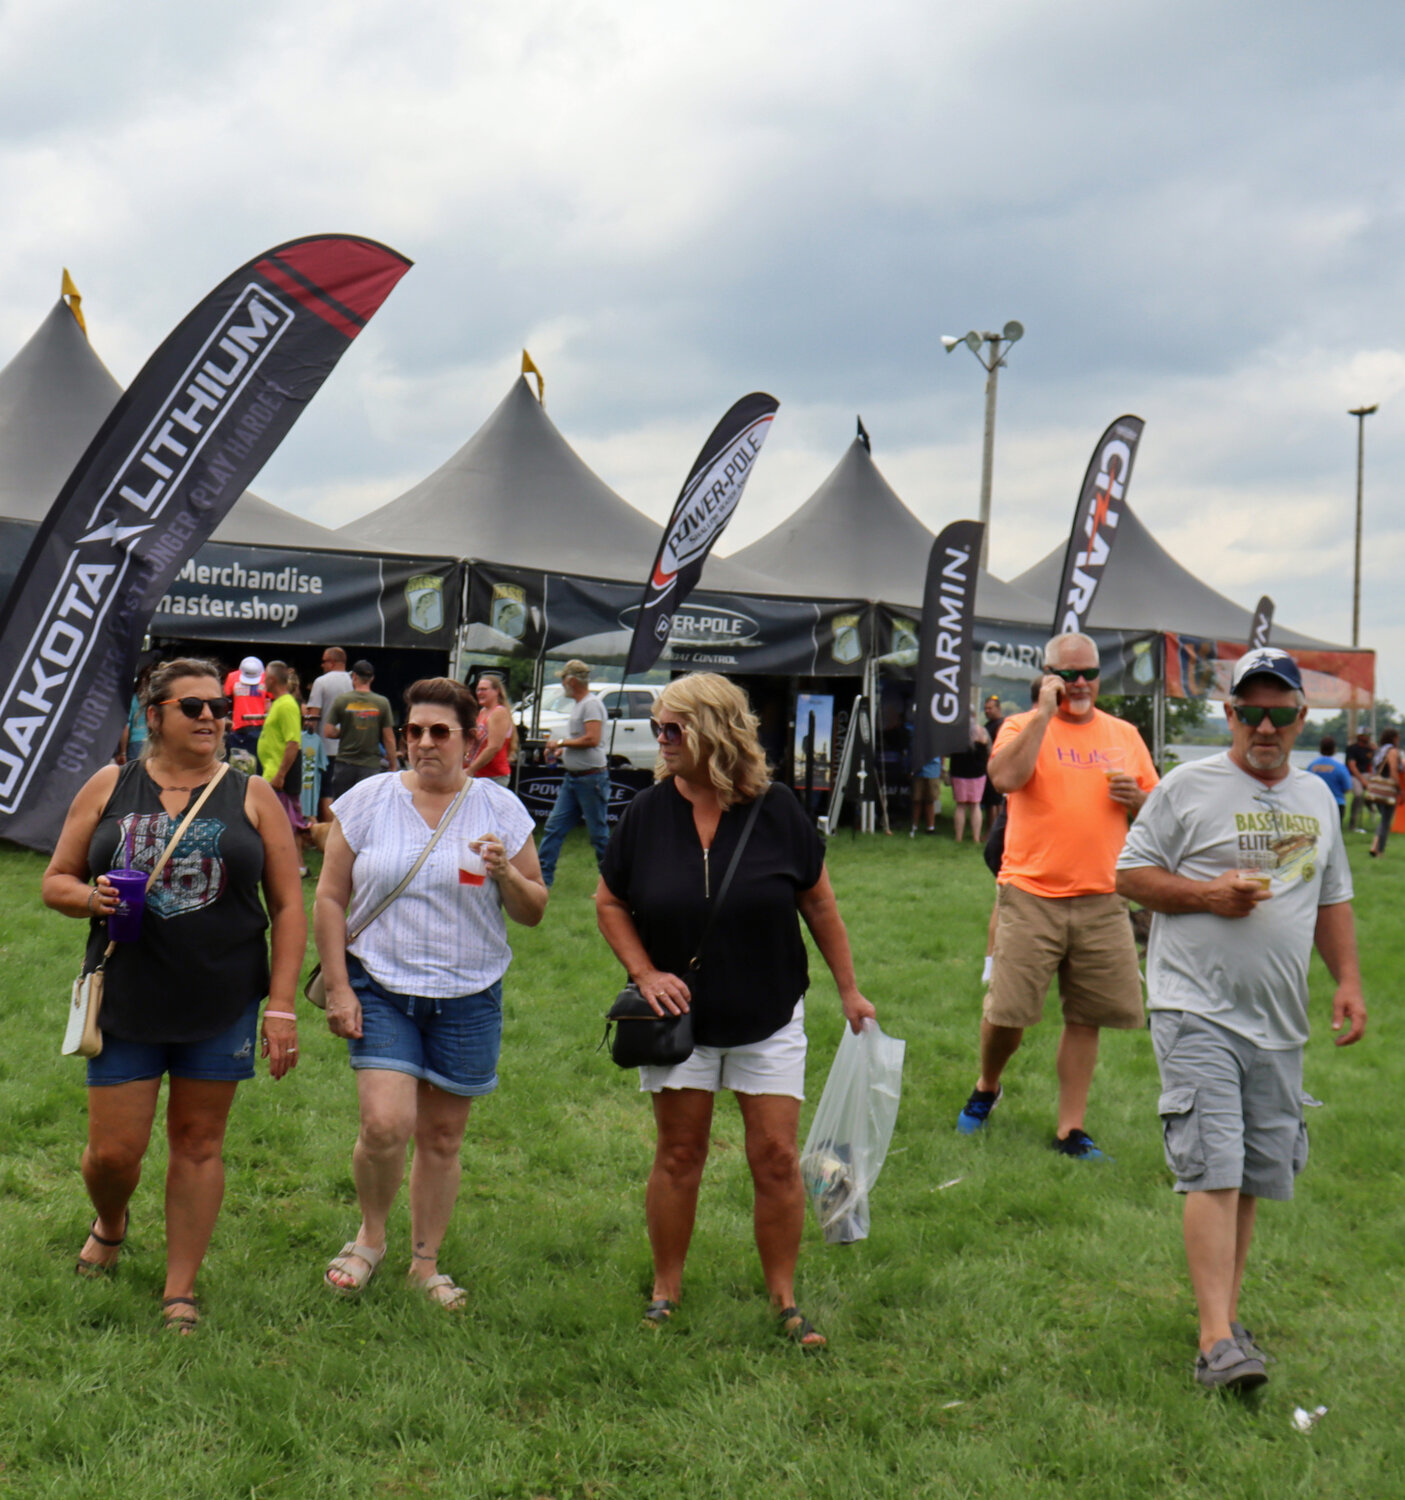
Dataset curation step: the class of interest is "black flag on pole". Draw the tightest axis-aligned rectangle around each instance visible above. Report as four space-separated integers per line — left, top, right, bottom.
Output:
624 392 778 678
1248 596 1274 650
0 234 412 850
911 520 985 768
1052 415 1144 636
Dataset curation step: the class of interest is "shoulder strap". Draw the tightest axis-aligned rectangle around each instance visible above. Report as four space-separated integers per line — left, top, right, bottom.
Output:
346 775 475 944
93 760 232 972
146 761 231 890
687 784 769 973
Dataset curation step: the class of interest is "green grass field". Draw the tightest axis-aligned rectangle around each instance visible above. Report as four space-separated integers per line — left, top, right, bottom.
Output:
2 816 1402 1499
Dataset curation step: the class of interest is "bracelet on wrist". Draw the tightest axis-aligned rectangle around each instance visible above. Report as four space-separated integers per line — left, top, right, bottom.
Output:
87 887 98 915
264 1010 298 1021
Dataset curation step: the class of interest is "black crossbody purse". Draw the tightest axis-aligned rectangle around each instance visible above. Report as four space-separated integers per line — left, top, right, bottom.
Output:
602 788 768 1069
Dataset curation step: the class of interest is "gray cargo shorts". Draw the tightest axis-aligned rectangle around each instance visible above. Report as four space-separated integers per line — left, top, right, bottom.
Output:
1149 1010 1308 1201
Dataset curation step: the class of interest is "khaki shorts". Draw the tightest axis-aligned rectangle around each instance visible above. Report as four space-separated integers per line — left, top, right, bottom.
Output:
911 775 942 805
985 883 1144 1030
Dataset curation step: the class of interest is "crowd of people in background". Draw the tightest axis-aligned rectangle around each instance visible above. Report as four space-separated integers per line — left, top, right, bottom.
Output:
42 638 1392 1386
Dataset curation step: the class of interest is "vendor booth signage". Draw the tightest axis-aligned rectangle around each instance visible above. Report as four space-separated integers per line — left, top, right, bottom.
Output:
0 234 410 851
1163 635 1374 710
464 562 870 677
150 543 459 649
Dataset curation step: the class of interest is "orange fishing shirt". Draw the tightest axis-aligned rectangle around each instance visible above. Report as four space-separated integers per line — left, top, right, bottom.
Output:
993 708 1158 898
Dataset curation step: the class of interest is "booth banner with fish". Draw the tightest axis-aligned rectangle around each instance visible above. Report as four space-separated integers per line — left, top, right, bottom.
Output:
0 234 411 850
1164 635 1375 710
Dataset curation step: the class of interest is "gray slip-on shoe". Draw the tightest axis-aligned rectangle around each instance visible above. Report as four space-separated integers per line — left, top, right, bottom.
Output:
1229 1321 1269 1363
1195 1337 1268 1391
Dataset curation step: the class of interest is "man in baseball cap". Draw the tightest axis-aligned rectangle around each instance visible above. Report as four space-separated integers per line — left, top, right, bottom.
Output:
1117 643 1366 1391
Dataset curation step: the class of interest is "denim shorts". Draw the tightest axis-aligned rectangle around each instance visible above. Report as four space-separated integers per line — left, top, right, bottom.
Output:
87 999 260 1087
345 954 502 1097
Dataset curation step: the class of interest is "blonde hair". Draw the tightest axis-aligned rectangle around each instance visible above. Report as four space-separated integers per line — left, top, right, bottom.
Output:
655 673 770 810
477 673 518 760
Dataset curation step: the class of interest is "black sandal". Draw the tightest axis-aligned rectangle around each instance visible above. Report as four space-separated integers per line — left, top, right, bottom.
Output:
75 1212 129 1278
642 1297 678 1328
161 1296 200 1335
778 1305 826 1349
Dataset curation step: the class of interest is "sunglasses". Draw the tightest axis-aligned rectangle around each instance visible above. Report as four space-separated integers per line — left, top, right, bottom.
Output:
1049 667 1100 683
649 719 685 746
405 721 460 743
158 696 231 719
1233 703 1301 729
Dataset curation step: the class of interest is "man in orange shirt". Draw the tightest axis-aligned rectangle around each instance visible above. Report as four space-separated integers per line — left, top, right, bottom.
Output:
956 631 1157 1158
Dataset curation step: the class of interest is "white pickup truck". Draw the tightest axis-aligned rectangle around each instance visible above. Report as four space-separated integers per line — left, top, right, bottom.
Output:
521 682 664 771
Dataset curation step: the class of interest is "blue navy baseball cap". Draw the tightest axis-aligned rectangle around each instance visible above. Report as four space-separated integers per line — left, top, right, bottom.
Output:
1231 647 1303 693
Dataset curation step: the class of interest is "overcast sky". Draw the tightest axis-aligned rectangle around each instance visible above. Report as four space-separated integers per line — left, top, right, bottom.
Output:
3 0 1402 707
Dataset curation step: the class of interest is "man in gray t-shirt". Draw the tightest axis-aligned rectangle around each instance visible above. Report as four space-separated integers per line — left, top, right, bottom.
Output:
537 659 610 888
1117 648 1367 1392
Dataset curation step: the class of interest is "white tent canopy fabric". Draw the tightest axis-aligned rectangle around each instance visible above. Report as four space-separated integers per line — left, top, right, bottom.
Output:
336 376 785 592
725 436 1050 621
1010 501 1349 650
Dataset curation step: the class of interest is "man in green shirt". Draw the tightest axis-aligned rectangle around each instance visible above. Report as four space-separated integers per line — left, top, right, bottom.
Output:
257 660 311 872
325 660 398 799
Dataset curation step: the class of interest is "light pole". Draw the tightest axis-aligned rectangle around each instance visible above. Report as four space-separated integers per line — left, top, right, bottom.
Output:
941 321 1024 572
1348 403 1378 738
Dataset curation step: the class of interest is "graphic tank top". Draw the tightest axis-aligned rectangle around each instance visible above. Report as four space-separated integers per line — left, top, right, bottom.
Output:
84 761 271 1043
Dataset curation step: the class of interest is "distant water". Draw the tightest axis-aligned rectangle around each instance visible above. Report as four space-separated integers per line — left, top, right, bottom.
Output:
1169 744 1320 772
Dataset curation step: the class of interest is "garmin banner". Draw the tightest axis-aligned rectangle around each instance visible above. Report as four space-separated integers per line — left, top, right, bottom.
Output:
0 234 411 849
1249 595 1274 650
463 561 870 677
875 606 1160 700
1053 415 1144 635
624 392 779 677
911 520 984 767
151 542 458 649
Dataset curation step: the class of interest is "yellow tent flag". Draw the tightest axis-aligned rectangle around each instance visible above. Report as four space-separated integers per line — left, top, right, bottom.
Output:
521 350 544 405
61 268 87 336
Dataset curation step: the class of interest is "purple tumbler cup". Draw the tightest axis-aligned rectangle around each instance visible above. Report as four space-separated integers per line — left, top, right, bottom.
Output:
106 870 149 942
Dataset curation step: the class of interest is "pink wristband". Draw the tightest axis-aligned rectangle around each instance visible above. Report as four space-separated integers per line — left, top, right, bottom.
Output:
264 1010 298 1021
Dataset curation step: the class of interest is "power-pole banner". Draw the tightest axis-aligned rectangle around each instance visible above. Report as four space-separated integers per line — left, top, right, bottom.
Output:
623 392 778 677
0 234 411 850
1249 595 1274 650
1053 415 1144 636
911 519 985 767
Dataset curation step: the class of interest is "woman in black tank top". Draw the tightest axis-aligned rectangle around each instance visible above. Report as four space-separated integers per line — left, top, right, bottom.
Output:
42 659 306 1333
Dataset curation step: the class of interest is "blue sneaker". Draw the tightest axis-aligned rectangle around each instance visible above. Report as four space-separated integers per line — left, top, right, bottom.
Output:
956 1085 1002 1134
1053 1127 1106 1160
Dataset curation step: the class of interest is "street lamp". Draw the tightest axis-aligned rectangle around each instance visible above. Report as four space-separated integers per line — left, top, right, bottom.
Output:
941 321 1024 572
1348 403 1378 737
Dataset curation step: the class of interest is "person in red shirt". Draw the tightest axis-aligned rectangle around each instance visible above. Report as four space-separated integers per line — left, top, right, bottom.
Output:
955 632 1158 1158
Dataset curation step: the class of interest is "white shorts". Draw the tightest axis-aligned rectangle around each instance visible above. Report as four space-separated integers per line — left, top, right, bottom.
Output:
638 1001 807 1099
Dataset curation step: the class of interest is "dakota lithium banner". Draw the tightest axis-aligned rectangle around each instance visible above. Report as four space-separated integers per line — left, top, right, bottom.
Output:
0 235 411 849
624 392 779 677
1249 595 1274 649
911 520 984 767
1053 415 1144 635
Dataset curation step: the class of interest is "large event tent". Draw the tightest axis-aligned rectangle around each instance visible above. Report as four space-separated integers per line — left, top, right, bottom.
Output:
725 435 1049 622
338 374 783 594
1011 501 1351 650
0 291 458 661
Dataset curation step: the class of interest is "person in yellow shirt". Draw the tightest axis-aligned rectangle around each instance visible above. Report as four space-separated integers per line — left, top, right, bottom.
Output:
257 661 310 873
955 632 1158 1158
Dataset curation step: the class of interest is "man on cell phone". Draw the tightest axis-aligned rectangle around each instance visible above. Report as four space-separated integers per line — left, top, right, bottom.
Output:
955 631 1157 1158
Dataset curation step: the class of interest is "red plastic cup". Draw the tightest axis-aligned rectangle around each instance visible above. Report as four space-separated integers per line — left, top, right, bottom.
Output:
106 870 149 942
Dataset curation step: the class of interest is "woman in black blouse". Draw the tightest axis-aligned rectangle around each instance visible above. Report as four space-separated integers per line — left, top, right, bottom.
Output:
597 673 874 1347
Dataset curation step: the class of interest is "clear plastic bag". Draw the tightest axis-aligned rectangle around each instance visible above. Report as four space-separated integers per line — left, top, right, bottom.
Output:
800 1019 905 1244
